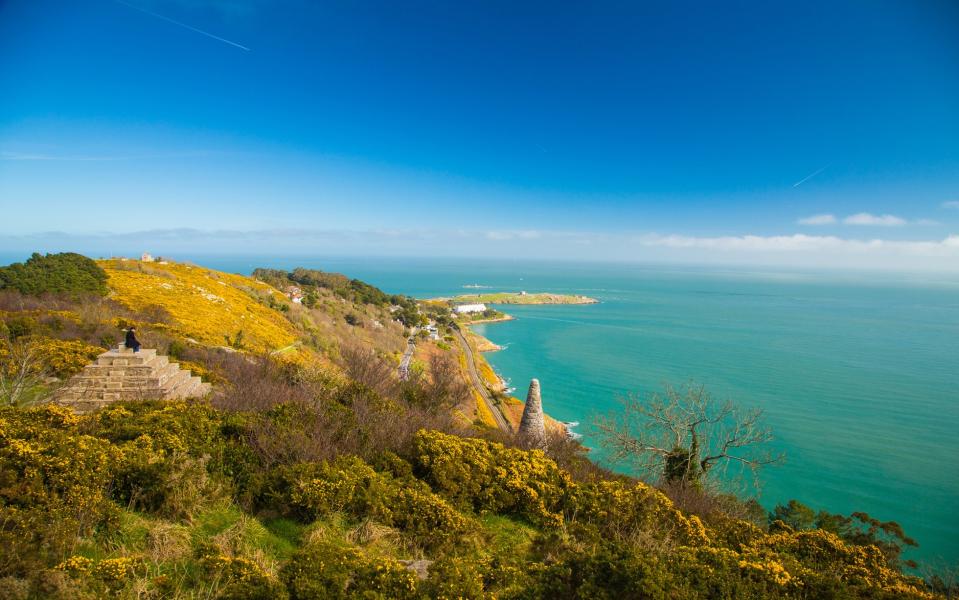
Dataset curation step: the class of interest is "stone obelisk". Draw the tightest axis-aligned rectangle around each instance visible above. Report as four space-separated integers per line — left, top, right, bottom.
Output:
518 378 546 447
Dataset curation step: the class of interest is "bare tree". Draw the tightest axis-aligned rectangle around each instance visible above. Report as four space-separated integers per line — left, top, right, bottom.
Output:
339 344 402 400
0 338 47 407
593 382 782 486
420 354 472 411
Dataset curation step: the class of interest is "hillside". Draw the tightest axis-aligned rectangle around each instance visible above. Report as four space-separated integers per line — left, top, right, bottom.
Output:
102 259 299 354
0 253 947 599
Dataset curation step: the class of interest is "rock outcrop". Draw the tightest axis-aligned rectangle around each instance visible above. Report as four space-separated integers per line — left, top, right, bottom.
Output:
55 346 210 413
518 378 546 447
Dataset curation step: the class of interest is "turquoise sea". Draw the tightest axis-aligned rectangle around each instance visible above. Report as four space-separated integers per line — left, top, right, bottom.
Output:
195 255 958 567
3 253 957 565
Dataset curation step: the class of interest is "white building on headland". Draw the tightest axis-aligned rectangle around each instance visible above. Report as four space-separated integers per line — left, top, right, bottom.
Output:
453 303 487 314
141 252 154 262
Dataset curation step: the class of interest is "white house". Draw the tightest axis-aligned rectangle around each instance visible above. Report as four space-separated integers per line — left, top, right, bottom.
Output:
453 303 487 314
286 286 304 304
141 252 154 262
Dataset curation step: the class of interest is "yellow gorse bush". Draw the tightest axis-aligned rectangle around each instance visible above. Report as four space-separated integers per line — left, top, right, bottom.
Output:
0 398 942 599
31 336 104 377
413 429 575 526
101 259 297 353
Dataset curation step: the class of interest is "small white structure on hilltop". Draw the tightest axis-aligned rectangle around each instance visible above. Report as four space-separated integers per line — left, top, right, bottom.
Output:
453 303 487 314
141 252 154 262
286 286 304 304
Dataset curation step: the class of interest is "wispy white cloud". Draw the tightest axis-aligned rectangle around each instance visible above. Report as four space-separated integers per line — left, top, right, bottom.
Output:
842 213 907 226
484 230 543 241
943 201 959 210
797 214 837 225
638 232 959 255
797 212 938 227
4 229 959 272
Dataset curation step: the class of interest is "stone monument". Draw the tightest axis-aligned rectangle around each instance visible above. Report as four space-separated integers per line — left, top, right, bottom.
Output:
518 378 546 447
55 346 210 413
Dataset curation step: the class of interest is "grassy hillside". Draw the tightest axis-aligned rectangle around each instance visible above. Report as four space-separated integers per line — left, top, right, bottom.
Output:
102 259 298 354
0 254 949 599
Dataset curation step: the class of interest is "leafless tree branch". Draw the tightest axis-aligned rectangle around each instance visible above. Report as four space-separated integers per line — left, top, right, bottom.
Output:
592 382 783 486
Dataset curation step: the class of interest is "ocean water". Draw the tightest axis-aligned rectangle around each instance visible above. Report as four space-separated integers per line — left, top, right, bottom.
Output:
3 253 956 564
191 256 958 566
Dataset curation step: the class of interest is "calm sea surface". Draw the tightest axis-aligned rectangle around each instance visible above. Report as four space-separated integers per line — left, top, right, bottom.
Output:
4 253 957 564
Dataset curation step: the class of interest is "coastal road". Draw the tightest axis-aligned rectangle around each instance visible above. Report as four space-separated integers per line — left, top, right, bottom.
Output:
453 328 512 433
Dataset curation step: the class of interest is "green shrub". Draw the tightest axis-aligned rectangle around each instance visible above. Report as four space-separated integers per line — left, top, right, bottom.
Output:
282 455 473 551
89 402 254 517
3 316 37 340
0 406 119 576
422 556 490 599
0 253 108 297
572 480 709 546
520 543 672 600
281 541 418 600
167 339 186 359
412 430 574 526
200 553 288 600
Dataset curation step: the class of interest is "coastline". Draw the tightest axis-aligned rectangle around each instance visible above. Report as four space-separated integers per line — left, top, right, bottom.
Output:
460 314 515 325
463 314 579 440
430 291 599 305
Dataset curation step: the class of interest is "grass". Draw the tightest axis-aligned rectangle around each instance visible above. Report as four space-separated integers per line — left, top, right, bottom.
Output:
477 514 537 558
261 518 306 560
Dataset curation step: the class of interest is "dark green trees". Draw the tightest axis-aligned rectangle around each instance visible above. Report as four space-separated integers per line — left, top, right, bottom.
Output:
770 499 919 569
0 252 108 296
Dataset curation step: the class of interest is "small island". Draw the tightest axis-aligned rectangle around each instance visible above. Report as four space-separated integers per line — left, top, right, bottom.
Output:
430 291 598 305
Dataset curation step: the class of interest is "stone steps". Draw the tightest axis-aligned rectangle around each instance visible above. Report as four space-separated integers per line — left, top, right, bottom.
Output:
56 347 211 413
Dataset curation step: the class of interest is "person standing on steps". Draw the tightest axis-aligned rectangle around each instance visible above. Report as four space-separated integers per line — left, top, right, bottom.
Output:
125 326 142 353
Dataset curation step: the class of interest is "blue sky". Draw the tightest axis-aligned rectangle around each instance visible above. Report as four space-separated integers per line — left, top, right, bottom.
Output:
1 0 958 269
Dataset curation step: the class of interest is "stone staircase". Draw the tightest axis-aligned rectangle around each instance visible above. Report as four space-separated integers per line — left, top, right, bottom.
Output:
55 346 211 413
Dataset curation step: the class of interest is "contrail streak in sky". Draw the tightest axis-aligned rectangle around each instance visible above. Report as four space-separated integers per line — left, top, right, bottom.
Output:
115 0 250 51
793 165 828 188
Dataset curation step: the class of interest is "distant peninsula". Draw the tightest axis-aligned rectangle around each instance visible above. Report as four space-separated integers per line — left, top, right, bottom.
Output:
429 291 598 305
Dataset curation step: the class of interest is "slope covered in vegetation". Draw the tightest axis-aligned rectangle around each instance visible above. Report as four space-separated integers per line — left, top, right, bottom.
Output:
102 259 299 354
0 253 948 599
0 396 939 599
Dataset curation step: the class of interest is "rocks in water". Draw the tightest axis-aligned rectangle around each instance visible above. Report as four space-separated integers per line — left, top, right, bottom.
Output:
518 378 546 447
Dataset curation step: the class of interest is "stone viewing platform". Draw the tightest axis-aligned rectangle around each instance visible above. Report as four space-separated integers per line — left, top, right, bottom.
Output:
55 346 211 413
